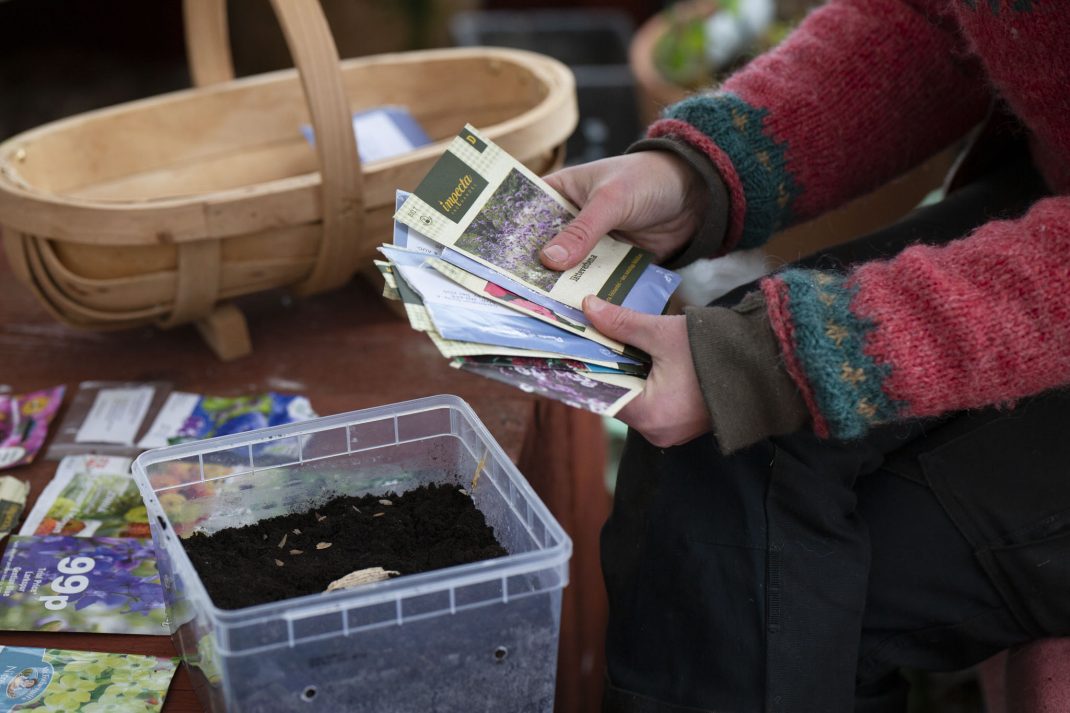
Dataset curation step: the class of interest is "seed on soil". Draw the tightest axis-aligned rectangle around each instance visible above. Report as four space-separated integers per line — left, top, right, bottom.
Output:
183 483 509 610
274 559 284 567
316 512 326 522
277 533 287 549
378 499 393 506
315 542 332 550
325 567 400 592
352 506 361 513
471 450 488 490
292 528 301 535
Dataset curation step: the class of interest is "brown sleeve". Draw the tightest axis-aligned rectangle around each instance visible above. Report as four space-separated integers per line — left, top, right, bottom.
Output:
686 291 809 453
626 137 729 270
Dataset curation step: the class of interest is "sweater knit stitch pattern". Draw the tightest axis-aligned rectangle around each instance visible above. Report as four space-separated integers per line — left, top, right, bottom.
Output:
656 0 1070 440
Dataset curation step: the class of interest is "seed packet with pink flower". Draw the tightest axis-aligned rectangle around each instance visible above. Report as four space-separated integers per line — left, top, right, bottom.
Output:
0 386 65 470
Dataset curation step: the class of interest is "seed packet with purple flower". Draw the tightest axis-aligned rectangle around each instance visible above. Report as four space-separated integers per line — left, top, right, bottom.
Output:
455 360 643 417
395 189 590 325
0 535 168 635
395 125 680 313
451 356 648 378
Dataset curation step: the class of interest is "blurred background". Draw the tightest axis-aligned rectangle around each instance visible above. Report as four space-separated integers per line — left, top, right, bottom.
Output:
0 0 819 156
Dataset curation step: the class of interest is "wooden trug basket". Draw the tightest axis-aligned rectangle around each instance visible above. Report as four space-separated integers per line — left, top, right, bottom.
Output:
0 0 577 360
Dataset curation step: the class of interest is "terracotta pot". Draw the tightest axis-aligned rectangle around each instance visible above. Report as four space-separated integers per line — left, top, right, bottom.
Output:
628 0 957 265
629 0 718 126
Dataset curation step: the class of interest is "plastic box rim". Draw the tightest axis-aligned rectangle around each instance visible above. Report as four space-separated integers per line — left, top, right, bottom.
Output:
131 394 572 627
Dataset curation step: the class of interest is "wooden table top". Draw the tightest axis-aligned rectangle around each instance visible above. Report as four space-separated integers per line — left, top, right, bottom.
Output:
0 250 607 712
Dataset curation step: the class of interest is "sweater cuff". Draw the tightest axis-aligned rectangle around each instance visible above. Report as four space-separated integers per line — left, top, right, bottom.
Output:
686 292 809 453
626 137 729 270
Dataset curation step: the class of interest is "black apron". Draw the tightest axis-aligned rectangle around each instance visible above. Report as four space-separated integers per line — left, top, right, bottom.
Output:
601 140 1069 712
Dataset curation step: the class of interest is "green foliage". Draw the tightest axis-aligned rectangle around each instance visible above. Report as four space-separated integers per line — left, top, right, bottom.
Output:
654 16 709 89
652 2 800 90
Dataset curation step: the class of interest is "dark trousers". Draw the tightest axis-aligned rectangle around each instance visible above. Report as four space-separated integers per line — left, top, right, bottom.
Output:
601 160 1070 713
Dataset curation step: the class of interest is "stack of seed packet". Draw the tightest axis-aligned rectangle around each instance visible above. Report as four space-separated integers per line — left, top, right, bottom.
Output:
377 125 681 417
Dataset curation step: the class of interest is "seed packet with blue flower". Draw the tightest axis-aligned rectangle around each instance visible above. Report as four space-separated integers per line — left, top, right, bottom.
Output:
395 125 681 313
0 536 167 635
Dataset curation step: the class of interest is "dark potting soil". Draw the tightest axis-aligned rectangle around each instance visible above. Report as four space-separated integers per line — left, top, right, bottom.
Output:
183 483 507 609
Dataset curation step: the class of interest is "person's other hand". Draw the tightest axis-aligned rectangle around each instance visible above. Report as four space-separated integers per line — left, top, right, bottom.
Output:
584 296 710 447
539 152 707 270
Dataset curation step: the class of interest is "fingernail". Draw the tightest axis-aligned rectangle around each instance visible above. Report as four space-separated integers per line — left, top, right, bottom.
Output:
583 295 607 314
542 244 568 263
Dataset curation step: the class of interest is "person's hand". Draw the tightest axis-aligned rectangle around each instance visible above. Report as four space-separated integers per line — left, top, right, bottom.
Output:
539 151 708 270
584 296 710 447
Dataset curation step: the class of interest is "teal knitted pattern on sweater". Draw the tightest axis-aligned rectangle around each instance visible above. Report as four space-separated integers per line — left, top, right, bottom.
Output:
962 0 1033 12
776 269 903 439
663 92 799 249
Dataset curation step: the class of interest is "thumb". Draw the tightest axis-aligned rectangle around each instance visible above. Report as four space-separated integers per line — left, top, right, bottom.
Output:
583 296 661 354
540 196 621 271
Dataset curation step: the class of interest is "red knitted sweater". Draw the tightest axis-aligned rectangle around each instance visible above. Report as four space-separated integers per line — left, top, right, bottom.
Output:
654 0 1070 441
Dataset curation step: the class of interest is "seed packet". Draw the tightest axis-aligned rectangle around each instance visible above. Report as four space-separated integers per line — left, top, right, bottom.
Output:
427 256 641 357
19 456 146 539
455 360 643 417
0 535 168 635
138 392 316 450
46 382 172 460
0 477 29 540
0 387 65 470
394 189 590 324
382 246 643 366
0 645 178 712
395 124 681 313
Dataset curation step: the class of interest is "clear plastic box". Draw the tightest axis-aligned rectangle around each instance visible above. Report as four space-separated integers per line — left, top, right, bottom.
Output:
132 395 572 713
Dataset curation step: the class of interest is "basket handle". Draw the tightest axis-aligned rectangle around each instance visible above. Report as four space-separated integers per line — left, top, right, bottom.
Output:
182 0 364 296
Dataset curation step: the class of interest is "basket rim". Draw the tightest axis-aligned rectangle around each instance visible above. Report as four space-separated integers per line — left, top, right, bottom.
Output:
0 46 576 246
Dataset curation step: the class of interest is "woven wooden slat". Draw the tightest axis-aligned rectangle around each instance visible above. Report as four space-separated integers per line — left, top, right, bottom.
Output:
0 0 577 360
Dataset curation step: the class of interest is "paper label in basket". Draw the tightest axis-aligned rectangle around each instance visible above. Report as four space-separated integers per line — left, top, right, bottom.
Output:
301 106 432 163
395 125 680 313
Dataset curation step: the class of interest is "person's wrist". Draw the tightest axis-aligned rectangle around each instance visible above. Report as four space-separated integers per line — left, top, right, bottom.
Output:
627 138 729 269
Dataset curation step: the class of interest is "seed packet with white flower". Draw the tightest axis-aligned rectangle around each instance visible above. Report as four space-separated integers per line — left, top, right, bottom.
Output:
0 645 177 712
395 125 681 313
425 257 644 359
383 247 643 365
